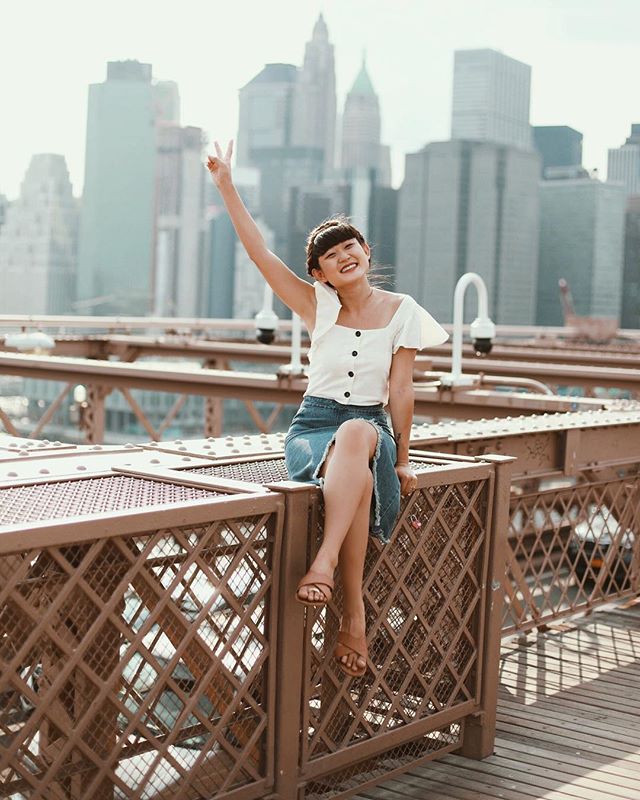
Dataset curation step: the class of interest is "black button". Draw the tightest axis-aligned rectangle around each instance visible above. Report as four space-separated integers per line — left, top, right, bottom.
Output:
355 330 361 337
352 350 358 357
344 391 351 398
348 371 354 377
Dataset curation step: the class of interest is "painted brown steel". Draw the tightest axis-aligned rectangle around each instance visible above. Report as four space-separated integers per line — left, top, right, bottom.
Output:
0 351 609 444
288 460 506 799
0 474 284 799
410 411 640 637
0 445 508 800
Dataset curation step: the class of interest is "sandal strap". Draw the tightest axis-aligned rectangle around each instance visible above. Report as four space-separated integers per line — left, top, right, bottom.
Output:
297 570 334 597
335 631 367 660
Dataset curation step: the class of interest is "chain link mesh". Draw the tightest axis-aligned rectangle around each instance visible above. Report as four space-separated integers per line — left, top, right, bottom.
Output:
304 723 461 799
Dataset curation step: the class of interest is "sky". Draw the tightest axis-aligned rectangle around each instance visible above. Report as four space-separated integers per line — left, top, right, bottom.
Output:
1 0 639 199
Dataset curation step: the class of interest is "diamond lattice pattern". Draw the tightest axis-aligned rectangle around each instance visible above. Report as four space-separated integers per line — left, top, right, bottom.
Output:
0 512 276 799
303 479 489 761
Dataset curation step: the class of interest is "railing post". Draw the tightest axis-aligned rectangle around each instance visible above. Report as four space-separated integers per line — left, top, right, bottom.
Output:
459 454 515 759
204 359 224 437
80 383 108 444
268 481 316 800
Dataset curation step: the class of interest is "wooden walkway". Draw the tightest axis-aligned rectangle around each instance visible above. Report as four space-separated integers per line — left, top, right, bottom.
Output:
355 601 640 800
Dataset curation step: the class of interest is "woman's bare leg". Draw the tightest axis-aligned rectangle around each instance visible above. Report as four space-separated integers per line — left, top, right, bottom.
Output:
336 471 372 672
298 419 376 666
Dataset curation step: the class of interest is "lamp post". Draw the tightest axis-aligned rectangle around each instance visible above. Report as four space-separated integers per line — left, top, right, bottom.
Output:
441 272 496 387
254 284 278 345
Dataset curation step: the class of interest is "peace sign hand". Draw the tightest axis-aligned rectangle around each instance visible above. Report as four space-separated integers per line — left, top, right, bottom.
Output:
207 140 233 187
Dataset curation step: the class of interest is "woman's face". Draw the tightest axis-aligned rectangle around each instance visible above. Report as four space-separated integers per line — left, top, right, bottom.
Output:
312 238 371 287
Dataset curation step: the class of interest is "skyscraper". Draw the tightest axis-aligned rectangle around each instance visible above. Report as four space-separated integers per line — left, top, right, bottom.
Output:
153 80 180 125
233 218 275 319
204 167 261 318
76 61 156 314
341 59 391 185
0 154 78 314
368 185 398 285
237 63 323 254
396 140 540 324
452 49 532 151
154 125 207 317
292 13 337 176
0 194 8 230
608 124 640 197
536 177 626 326
533 126 583 177
236 63 298 166
620 197 640 329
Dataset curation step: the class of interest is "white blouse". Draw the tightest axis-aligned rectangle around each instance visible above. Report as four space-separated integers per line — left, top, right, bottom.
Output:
304 282 449 406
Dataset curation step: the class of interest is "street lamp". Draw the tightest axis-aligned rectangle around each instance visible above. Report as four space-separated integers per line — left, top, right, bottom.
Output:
254 284 278 344
441 272 496 387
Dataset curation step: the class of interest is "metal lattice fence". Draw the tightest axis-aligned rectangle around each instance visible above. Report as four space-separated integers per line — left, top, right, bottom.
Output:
503 467 640 634
0 446 513 800
0 481 282 800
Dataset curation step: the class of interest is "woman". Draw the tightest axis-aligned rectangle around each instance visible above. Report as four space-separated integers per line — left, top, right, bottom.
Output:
207 141 448 677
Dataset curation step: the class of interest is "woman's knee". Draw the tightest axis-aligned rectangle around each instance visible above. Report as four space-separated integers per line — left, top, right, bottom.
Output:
334 419 378 457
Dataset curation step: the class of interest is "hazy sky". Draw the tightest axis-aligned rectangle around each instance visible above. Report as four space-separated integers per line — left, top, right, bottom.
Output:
1 0 638 199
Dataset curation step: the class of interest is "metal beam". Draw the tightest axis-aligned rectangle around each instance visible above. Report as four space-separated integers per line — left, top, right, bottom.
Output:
0 353 607 420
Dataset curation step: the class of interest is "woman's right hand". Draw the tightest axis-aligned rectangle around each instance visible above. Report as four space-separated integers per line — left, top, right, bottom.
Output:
207 140 233 188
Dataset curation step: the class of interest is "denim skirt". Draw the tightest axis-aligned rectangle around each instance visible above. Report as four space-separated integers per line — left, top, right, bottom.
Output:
284 395 401 544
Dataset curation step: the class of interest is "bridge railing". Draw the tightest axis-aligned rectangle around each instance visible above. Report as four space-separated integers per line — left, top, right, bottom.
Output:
0 442 512 800
409 410 640 634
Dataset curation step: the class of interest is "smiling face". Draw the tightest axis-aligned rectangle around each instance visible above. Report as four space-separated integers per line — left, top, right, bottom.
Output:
312 238 371 287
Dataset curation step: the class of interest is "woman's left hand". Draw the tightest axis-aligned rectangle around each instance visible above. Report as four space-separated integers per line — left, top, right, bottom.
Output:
396 463 418 497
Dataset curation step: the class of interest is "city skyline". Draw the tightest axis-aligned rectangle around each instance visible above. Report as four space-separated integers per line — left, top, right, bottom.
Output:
2 0 639 199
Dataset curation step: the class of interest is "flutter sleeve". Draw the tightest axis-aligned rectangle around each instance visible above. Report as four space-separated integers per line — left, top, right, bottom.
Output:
312 281 342 342
392 296 449 353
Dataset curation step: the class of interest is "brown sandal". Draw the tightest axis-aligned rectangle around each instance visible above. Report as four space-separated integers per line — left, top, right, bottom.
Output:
334 631 368 677
296 570 334 606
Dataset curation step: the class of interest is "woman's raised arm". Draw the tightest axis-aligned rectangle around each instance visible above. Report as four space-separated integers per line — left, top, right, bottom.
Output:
207 140 315 324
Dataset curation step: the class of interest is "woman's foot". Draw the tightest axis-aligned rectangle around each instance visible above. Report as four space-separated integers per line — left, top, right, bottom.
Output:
335 608 367 676
296 552 338 606
296 568 334 606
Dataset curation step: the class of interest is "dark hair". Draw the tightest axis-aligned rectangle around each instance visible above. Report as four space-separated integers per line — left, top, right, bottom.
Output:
305 214 392 287
305 215 368 276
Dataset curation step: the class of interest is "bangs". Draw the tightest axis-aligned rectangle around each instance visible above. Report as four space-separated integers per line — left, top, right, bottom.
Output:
311 222 364 259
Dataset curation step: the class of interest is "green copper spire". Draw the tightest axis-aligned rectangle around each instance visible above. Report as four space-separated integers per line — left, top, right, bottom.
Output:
349 54 376 96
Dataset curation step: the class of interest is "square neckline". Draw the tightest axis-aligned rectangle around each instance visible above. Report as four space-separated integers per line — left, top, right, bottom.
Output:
333 294 409 332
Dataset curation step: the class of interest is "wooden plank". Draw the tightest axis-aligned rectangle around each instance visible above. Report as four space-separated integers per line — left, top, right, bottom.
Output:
495 737 640 782
496 719 640 764
498 662 640 705
498 697 640 740
498 666 640 714
427 754 640 800
499 660 640 700
405 764 585 800
499 695 640 735
496 710 640 756
444 752 640 799
503 631 640 666
371 772 539 800
503 647 640 680
362 784 463 800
